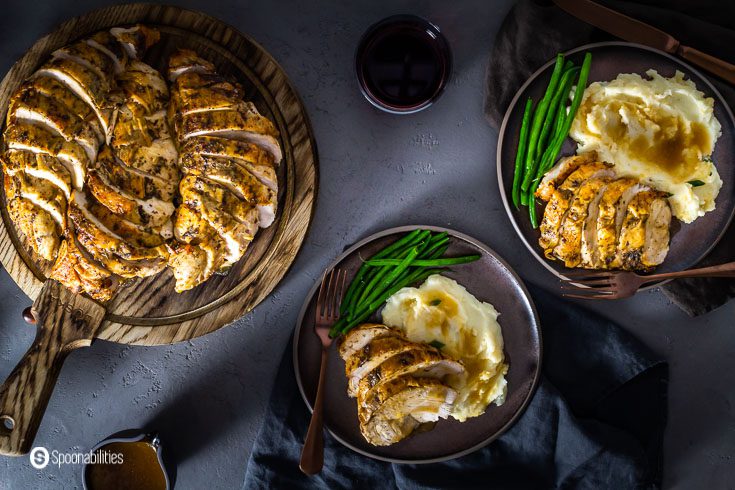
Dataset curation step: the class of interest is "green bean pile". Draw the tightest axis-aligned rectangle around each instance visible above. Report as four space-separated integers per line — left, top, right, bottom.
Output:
329 229 480 337
512 52 593 228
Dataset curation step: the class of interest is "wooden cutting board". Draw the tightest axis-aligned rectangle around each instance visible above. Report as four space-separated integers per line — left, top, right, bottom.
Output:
0 4 317 455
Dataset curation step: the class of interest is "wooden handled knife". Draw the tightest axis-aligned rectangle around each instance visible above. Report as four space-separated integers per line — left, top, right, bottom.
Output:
553 0 735 85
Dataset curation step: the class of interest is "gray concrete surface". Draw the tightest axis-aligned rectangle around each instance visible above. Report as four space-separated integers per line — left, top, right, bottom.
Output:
0 0 733 488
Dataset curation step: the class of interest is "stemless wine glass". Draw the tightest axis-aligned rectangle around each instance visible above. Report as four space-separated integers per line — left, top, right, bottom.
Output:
355 15 452 114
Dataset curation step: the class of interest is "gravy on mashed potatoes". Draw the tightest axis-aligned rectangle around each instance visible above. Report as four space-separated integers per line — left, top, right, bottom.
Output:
381 274 508 422
570 69 722 223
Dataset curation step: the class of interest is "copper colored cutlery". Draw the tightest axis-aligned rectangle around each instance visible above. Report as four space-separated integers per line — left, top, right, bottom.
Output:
299 268 348 475
561 261 735 299
553 0 735 85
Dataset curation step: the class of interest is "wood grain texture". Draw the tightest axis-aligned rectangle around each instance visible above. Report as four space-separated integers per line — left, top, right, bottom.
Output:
0 4 318 345
0 280 105 455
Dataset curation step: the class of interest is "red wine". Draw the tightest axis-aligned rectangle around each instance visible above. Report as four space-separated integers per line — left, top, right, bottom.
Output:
356 16 451 114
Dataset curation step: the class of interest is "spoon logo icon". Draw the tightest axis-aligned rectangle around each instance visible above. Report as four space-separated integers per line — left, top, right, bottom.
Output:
30 446 49 469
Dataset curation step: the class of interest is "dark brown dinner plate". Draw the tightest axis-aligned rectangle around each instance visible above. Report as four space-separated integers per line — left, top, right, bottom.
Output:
293 225 541 463
497 42 735 284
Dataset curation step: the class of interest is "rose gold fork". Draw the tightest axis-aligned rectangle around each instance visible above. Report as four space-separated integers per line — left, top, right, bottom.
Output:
560 261 735 300
299 268 347 475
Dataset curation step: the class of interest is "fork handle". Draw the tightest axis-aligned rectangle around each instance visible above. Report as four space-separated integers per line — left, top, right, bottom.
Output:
299 347 328 475
642 261 735 283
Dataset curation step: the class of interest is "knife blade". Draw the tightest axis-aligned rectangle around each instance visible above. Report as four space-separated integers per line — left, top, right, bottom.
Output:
553 0 735 85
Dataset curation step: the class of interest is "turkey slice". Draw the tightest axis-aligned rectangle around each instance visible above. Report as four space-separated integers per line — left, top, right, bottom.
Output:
167 49 216 81
337 324 400 361
110 25 160 60
69 191 166 261
352 347 464 399
538 162 612 255
6 170 66 228
9 89 101 163
359 378 456 447
179 153 276 227
117 61 169 114
552 177 611 268
35 57 114 135
4 187 59 261
27 76 104 142
4 149 72 199
85 31 128 74
183 136 278 189
52 41 116 84
4 122 87 189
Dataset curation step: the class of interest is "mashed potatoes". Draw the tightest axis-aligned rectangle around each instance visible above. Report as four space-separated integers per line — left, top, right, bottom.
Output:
381 274 507 422
570 70 722 223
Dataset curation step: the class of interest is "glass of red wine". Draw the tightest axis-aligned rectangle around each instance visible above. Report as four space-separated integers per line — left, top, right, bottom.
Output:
356 15 452 114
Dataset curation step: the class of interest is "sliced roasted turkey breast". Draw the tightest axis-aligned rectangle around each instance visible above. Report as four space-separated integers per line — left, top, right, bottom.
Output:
167 49 217 81
642 196 671 268
27 76 105 141
535 151 599 201
88 146 174 227
538 162 613 254
49 237 117 302
614 190 671 270
182 136 278 189
4 175 59 261
583 178 635 268
8 89 101 163
52 41 116 84
68 191 166 262
552 177 611 268
169 205 230 288
359 378 457 447
109 26 160 60
3 25 164 294
179 175 259 232
337 324 400 361
4 149 72 199
180 175 258 254
35 57 114 135
538 156 671 272
338 323 465 446
174 103 277 140
357 374 457 426
352 348 464 398
5 171 67 229
179 153 276 227
116 60 169 114
85 31 129 74
93 145 175 202
344 336 423 383
4 122 88 189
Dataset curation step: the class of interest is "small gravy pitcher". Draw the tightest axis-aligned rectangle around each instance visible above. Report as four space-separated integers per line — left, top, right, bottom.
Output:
84 430 173 490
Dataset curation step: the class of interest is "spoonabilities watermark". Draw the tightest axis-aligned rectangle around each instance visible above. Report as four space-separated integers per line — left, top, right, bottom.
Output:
29 446 123 469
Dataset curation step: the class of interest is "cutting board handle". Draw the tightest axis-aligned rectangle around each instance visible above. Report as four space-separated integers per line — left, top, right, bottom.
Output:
0 280 105 456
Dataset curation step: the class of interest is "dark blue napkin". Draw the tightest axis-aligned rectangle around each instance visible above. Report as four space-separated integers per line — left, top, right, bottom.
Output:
243 286 667 489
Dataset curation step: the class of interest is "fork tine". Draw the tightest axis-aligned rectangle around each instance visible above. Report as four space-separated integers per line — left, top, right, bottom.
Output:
559 286 612 295
562 269 614 279
560 284 614 295
562 269 618 277
327 269 338 318
339 269 348 302
562 292 617 300
326 268 338 317
333 269 347 319
316 270 329 317
560 278 615 288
